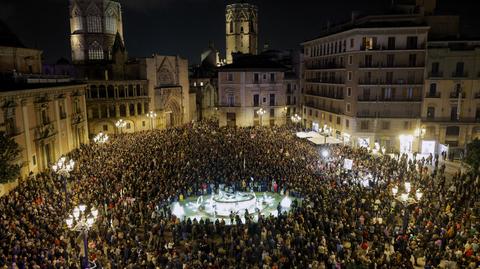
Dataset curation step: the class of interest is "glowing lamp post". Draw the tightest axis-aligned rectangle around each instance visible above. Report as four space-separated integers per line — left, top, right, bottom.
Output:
66 205 98 269
256 108 266 126
52 156 75 209
291 114 301 130
115 119 126 134
93 132 108 144
147 111 157 130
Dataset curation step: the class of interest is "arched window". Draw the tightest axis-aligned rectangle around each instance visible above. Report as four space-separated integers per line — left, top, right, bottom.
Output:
71 7 83 32
137 103 142 115
88 41 103 60
99 85 106 98
90 85 98 98
87 16 102 33
119 104 126 117
240 26 244 33
107 85 115 98
128 85 134 97
229 21 233 33
105 7 117 34
129 103 135 115
118 85 125 98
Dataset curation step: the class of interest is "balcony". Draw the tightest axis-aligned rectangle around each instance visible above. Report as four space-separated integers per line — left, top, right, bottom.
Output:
305 78 345 85
305 63 346 70
449 92 466 99
305 91 344 100
358 79 423 86
304 102 344 114
34 122 56 141
451 72 468 78
358 96 421 102
356 112 419 119
359 43 426 51
359 62 425 69
422 117 480 123
425 92 441 98
428 72 443 78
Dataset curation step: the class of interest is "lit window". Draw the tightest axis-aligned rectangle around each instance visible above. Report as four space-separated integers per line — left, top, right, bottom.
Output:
105 16 117 34
87 16 102 33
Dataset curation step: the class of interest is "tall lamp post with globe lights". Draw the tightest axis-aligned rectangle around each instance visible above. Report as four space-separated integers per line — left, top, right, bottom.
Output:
66 204 98 269
52 156 75 209
93 132 108 144
147 111 157 130
115 119 126 134
256 108 266 126
391 182 423 233
291 114 301 130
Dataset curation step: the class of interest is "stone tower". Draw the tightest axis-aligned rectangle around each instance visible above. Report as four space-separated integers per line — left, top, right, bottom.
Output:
69 0 124 64
225 3 258 64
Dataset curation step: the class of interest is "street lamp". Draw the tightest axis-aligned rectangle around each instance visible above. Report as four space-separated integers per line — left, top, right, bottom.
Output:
93 132 108 144
52 156 75 209
146 111 157 130
291 114 301 130
115 119 126 134
66 204 98 269
257 108 266 126
283 106 288 126
391 182 423 233
414 127 426 154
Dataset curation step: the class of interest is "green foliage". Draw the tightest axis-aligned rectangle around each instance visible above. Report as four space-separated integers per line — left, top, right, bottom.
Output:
0 131 22 183
465 138 480 173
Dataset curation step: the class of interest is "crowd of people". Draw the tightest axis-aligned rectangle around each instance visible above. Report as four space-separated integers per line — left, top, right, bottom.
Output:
0 121 479 268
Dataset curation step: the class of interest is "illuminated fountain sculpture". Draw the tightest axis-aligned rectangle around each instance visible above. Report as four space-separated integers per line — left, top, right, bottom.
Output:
170 189 293 224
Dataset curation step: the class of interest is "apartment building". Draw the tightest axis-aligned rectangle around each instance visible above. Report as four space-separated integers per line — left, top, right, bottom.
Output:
302 16 429 153
217 56 287 127
422 41 480 158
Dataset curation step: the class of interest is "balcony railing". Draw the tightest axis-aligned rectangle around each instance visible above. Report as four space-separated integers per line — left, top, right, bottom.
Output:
305 63 346 70
305 91 344 100
359 62 425 69
358 79 423 86
428 72 443 78
422 117 480 123
449 92 466 99
425 92 441 98
304 103 344 114
357 96 421 102
357 112 419 118
452 72 468 78
305 78 345 85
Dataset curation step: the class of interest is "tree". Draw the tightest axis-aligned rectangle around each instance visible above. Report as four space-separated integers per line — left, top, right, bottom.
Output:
0 131 22 183
465 138 480 174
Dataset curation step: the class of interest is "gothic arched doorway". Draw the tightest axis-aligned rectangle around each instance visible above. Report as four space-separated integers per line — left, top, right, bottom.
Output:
164 100 182 128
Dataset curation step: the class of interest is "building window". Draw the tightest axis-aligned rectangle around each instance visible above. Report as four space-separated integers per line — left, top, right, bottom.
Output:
427 107 435 119
254 73 259 83
269 94 275 106
431 62 440 75
87 16 102 33
142 121 146 127
229 21 233 33
360 120 369 130
387 54 394 67
227 73 233 81
446 126 460 136
270 108 275 117
364 55 372 67
347 71 352 81
336 116 341 125
383 88 392 100
382 121 390 130
362 37 376 50
103 125 108 131
270 73 275 82
348 55 353 65
347 87 352 97
105 16 117 34
455 62 465 76
350 38 354 48
126 123 131 129
253 94 259 106
227 95 235 106
450 106 458 121
406 36 418 49
386 72 393 84
346 103 351 113
88 41 103 60
406 88 413 99
387 37 396 50
345 119 349 128
408 54 417 67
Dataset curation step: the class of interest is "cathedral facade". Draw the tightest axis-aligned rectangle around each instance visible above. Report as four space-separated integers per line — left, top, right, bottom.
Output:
225 3 258 64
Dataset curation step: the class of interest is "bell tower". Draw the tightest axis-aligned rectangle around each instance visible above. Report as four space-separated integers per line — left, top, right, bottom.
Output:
225 3 258 64
69 0 124 64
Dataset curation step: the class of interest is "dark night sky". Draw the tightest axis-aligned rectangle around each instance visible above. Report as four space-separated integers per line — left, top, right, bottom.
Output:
1 0 479 64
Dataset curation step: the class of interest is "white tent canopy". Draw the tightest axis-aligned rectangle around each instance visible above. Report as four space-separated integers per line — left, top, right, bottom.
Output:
296 131 321 139
307 136 342 145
